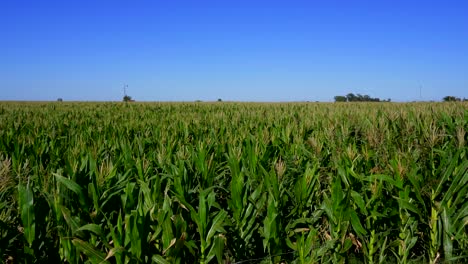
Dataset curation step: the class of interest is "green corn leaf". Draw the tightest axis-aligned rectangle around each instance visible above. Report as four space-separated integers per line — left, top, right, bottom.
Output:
453 202 468 237
452 184 468 211
340 238 353 253
305 228 318 254
407 167 424 208
61 206 80 234
54 172 82 195
214 234 226 264
379 236 388 264
350 210 367 236
162 238 177 255
370 208 387 219
116 211 123 247
337 167 350 188
137 179 155 212
185 240 198 256
71 238 107 263
162 214 175 250
286 235 297 250
54 172 87 208
206 210 227 243
321 196 336 225
408 237 418 252
76 224 104 237
107 219 121 249
441 207 453 260
104 247 125 262
130 211 143 260
441 160 468 206
395 196 421 216
351 190 367 214
365 174 400 188
198 192 207 237
152 255 171 264
263 198 278 251
88 183 100 213
433 152 458 199
18 181 35 246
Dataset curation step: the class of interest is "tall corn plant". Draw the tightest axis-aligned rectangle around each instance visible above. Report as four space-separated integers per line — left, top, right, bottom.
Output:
386 159 426 264
428 150 468 263
17 177 35 261
260 159 289 263
175 188 227 264
227 152 265 262
321 172 356 263
286 164 324 263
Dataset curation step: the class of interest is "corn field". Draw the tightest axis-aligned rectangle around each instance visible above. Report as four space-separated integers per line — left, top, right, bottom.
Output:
1 101 467 263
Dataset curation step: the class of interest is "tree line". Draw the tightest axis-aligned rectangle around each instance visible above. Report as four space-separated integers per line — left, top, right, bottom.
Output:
334 93 391 102
443 96 467 102
334 94 467 103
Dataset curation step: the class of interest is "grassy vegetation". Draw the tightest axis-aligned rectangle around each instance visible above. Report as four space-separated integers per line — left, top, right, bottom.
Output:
1 101 467 263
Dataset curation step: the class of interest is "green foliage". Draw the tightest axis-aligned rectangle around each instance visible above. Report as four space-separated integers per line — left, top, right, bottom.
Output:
334 93 388 102
123 95 134 102
0 101 467 263
334 95 347 102
443 96 461 102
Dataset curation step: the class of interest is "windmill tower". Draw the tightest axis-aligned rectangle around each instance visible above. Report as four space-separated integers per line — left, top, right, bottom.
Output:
419 85 422 101
123 84 128 97
123 84 133 102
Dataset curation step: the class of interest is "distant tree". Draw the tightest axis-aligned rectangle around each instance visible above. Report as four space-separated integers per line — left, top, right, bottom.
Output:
123 95 133 102
336 93 387 102
57 98 63 102
443 96 461 102
346 93 356 102
464 98 468 102
217 98 222 102
356 94 364 102
334 96 347 102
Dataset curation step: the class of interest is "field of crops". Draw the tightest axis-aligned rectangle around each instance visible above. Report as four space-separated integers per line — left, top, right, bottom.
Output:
1 102 467 263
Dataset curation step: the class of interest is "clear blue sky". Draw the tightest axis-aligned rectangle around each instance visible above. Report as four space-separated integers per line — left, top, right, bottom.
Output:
1 0 467 102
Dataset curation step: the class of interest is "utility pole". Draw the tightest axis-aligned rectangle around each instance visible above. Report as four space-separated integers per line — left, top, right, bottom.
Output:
419 85 423 101
123 84 128 97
